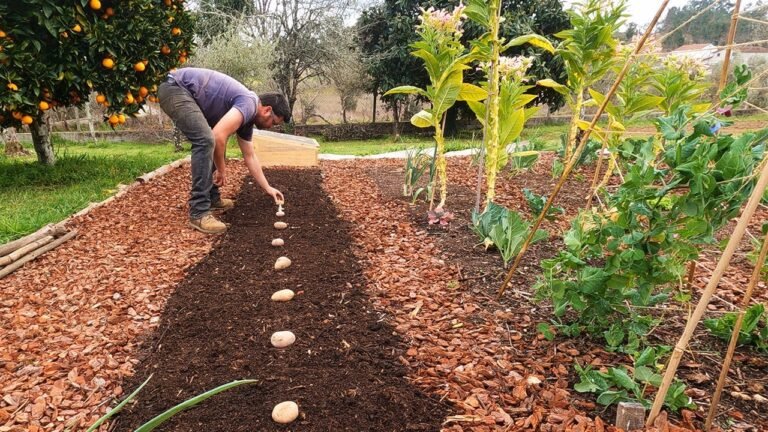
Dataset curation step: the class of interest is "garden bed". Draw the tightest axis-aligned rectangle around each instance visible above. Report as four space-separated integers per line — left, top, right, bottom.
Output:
323 155 768 431
116 169 448 431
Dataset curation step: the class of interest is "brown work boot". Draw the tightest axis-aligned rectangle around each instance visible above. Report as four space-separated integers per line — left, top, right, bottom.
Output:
211 198 235 212
189 214 227 234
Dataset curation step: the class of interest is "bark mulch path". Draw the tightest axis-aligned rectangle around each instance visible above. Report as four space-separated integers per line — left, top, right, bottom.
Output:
324 155 768 432
0 160 247 431
116 168 448 431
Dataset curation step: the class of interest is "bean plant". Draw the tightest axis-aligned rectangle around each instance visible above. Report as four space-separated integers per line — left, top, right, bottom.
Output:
536 68 767 353
538 0 626 162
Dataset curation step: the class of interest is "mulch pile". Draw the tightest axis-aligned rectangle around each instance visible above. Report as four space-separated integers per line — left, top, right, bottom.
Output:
116 168 448 431
0 161 247 431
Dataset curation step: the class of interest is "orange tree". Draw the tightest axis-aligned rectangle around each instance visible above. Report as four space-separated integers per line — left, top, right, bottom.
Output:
0 0 194 164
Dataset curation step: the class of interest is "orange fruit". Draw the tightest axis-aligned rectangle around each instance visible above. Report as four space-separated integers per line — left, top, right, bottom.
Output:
133 62 145 72
136 96 144 103
11 111 22 120
138 86 149 97
108 114 119 125
89 0 101 10
105 7 114 16
171 27 181 36
164 0 172 6
124 93 135 104
178 56 187 64
161 45 171 55
0 30 6 38
118 114 126 124
96 94 106 104
21 115 33 125
72 24 82 32
102 58 114 69
6 82 18 91
39 101 50 111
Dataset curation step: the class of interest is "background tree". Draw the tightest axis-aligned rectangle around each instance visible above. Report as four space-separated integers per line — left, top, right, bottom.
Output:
190 23 275 90
358 0 570 132
196 0 254 43
657 0 768 50
248 0 359 113
0 0 194 165
326 27 370 123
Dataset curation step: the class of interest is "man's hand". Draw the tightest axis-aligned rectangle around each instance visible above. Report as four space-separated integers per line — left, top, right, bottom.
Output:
213 170 227 186
266 186 284 204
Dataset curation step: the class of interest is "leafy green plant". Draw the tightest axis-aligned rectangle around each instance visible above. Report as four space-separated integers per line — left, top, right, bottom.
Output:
403 147 435 204
507 141 542 173
536 105 768 348
471 202 547 266
704 304 768 351
463 0 553 206
523 189 564 220
574 345 695 411
385 5 484 213
537 0 626 162
86 376 257 432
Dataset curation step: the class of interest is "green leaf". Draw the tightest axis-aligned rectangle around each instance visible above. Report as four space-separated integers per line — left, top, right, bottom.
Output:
432 69 463 116
504 34 555 53
536 79 568 95
467 100 487 125
596 390 629 406
410 110 434 128
537 322 555 341
609 367 640 392
135 380 258 432
87 375 153 432
457 83 487 102
384 86 427 97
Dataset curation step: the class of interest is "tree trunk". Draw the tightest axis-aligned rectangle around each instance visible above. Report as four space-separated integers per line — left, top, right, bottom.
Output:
372 89 377 123
2 128 29 156
392 99 401 140
173 126 184 152
30 113 55 165
85 95 97 142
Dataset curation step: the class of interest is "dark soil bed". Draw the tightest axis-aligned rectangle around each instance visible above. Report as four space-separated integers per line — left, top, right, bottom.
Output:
115 169 449 431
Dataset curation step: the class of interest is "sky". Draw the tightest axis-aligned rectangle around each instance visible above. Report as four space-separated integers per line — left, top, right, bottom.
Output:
624 0 690 26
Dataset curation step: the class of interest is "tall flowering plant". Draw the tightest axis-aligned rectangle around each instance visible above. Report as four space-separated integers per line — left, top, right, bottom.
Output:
461 0 555 206
385 5 486 215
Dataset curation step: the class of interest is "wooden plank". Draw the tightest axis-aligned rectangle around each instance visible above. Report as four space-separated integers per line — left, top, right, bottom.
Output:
0 224 67 259
252 129 319 167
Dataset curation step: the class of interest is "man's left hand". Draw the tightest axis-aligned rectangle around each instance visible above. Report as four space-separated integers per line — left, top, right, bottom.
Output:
266 187 284 204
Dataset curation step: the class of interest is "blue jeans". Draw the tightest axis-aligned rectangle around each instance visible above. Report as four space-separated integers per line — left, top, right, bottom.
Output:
158 80 221 219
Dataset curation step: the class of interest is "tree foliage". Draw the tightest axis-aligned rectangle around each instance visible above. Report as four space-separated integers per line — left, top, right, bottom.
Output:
358 0 570 113
658 0 768 50
0 0 194 163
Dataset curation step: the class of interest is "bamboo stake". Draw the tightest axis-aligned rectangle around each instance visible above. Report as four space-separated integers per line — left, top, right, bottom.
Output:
718 0 743 93
705 229 768 430
497 0 673 298
0 230 78 279
647 155 768 425
0 236 54 267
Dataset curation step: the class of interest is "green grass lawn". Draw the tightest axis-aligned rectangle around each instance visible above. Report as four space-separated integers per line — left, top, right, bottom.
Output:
0 139 189 243
317 135 481 155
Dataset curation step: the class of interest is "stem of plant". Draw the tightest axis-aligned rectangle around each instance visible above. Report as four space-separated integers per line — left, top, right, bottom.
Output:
717 0 743 93
705 229 768 430
483 0 502 207
498 0 673 299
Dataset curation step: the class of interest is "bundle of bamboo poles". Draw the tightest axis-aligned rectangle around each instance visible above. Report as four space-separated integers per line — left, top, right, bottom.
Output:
0 224 78 279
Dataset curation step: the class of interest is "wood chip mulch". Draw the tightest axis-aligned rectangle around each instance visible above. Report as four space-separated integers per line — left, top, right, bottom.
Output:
0 160 247 431
322 160 685 432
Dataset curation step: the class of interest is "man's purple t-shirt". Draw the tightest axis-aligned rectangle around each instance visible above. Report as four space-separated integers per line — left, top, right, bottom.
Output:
170 68 259 141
